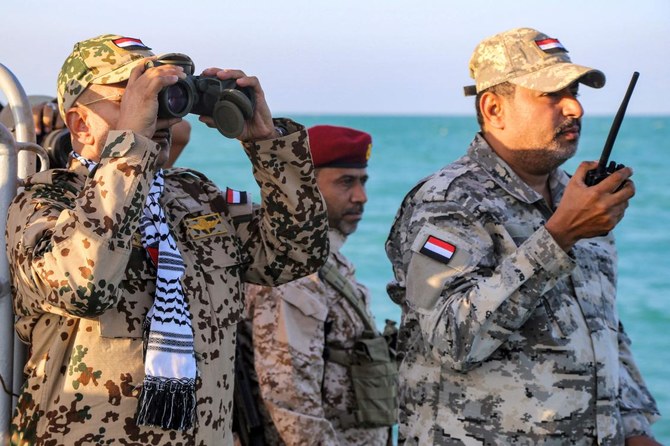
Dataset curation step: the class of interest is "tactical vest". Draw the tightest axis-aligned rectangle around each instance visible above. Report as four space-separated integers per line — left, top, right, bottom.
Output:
319 259 399 429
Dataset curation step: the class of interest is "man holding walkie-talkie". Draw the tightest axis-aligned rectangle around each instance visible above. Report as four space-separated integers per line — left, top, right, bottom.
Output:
387 27 661 445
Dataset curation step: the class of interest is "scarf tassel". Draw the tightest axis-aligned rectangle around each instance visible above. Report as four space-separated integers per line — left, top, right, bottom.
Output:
136 376 196 431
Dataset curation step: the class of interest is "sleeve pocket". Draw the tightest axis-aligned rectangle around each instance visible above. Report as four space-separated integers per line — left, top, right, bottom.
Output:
406 224 483 311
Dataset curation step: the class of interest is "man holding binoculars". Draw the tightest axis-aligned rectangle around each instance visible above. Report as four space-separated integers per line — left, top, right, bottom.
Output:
5 34 329 445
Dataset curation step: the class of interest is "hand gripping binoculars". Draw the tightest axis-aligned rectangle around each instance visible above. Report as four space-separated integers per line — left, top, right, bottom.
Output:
146 54 255 138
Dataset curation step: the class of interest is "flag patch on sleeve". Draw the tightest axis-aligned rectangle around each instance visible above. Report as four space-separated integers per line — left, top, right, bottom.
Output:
535 38 567 53
226 187 248 204
112 37 151 51
420 235 456 264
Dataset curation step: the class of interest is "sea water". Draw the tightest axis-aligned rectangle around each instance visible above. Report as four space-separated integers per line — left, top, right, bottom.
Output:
178 114 670 442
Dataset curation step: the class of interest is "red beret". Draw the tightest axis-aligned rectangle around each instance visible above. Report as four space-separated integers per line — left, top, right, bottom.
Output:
307 125 372 168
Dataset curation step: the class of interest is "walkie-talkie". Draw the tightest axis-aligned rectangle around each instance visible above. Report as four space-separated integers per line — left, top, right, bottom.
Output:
584 72 639 186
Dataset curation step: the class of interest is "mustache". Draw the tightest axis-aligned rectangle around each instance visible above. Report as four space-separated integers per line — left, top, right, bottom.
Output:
343 205 364 216
554 118 581 137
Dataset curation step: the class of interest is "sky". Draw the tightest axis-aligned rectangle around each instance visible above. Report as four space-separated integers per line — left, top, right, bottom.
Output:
1 0 669 116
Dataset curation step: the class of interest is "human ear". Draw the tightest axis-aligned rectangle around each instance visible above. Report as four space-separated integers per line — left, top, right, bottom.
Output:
65 108 94 146
480 92 505 130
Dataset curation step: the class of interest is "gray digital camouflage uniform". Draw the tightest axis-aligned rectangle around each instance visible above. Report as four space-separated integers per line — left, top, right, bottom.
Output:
386 134 659 445
6 120 329 446
238 229 389 445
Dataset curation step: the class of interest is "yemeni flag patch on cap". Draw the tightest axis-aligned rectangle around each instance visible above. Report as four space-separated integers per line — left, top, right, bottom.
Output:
112 37 151 51
226 187 248 204
535 38 567 54
420 235 456 264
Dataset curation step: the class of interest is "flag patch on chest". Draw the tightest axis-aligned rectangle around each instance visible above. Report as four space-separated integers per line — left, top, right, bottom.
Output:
420 235 456 264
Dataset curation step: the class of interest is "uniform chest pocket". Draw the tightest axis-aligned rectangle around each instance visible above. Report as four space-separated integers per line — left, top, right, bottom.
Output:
99 246 155 339
189 223 246 329
278 283 329 356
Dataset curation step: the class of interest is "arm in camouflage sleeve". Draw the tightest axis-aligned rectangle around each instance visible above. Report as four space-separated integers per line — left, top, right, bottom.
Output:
617 322 661 439
238 118 329 285
250 283 340 446
7 131 160 318
389 197 575 372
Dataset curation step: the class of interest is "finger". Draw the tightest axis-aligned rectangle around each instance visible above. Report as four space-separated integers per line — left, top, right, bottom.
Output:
129 66 181 99
198 115 216 128
31 103 42 135
172 120 192 145
126 59 151 84
41 102 56 133
54 111 65 130
613 178 636 200
155 117 182 130
219 69 247 80
234 75 260 89
599 181 634 216
598 166 633 192
624 179 635 197
154 71 181 89
202 68 247 80
145 63 186 80
572 161 600 182
200 67 223 77
611 201 630 224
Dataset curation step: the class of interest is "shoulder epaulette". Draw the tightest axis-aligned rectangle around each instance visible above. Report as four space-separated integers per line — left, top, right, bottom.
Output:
164 167 211 183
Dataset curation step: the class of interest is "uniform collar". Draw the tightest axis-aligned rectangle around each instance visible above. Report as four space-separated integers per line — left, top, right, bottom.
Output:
467 133 570 206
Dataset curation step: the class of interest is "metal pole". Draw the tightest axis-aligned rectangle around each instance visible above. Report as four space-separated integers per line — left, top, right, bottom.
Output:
0 122 17 446
0 64 36 176
0 62 35 444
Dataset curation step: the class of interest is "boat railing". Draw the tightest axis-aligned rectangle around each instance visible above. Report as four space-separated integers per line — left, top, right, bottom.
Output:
0 62 50 443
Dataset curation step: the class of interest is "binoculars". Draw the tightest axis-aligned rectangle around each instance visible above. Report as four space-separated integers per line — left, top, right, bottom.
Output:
146 55 255 138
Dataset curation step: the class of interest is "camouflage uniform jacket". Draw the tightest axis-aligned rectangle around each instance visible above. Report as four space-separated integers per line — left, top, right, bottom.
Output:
386 134 659 445
239 229 389 445
6 119 329 446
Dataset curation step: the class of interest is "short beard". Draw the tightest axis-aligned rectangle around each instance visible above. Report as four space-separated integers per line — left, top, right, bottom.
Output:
335 222 357 236
331 205 364 236
513 119 580 175
513 145 576 174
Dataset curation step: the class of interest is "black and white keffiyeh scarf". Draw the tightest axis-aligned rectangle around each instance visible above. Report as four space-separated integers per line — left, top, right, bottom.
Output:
72 151 196 431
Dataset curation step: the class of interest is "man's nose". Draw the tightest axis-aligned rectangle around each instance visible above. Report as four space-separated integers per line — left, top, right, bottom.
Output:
352 183 367 204
562 94 583 119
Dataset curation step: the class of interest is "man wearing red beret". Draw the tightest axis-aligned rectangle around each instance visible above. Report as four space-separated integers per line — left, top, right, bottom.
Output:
235 125 397 446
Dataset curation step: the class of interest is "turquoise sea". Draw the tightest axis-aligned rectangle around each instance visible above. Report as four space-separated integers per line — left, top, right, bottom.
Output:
178 114 670 443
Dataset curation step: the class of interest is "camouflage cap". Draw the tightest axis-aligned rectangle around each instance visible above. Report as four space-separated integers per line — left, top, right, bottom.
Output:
464 27 605 96
56 34 154 117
